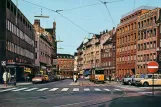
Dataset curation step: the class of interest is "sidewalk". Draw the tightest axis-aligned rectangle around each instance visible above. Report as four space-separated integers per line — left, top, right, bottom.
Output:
0 82 32 89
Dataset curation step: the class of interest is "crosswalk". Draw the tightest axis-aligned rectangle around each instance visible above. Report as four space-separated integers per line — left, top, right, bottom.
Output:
0 87 123 93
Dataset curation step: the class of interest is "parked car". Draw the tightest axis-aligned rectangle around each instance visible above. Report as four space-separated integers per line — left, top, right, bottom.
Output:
32 74 46 84
136 74 161 87
122 76 133 85
44 75 49 82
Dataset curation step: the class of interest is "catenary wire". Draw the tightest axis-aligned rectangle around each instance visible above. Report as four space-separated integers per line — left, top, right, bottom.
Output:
21 0 90 34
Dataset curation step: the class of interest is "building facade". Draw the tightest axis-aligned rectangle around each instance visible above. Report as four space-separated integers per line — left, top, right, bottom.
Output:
116 6 154 76
0 0 35 82
57 54 74 78
136 8 161 74
101 28 116 77
77 43 84 75
74 52 78 72
33 19 52 75
45 21 57 74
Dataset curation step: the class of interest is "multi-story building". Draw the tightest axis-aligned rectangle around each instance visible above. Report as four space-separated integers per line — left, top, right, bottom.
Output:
45 21 57 74
33 19 52 75
136 8 161 74
77 42 84 75
74 52 78 72
0 0 35 82
116 6 155 77
83 34 102 70
101 28 116 77
57 54 74 78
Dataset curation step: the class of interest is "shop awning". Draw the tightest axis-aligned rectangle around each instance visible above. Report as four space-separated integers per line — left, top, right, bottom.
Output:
24 70 31 73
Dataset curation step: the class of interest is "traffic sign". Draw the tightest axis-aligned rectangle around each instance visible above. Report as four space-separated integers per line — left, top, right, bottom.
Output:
1 61 6 66
147 61 159 73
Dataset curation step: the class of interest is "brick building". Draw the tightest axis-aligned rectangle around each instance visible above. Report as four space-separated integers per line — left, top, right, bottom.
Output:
136 8 161 74
101 28 116 77
116 6 155 76
57 54 74 78
0 0 35 82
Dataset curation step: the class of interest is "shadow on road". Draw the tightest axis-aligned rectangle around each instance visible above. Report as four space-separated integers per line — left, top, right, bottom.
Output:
108 95 161 107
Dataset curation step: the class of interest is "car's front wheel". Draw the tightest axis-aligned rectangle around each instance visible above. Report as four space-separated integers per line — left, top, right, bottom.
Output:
143 82 149 87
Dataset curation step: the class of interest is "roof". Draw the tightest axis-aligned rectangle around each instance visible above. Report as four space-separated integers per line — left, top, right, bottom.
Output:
74 52 78 56
95 34 102 38
57 53 74 59
121 5 156 18
77 42 83 50
45 28 53 36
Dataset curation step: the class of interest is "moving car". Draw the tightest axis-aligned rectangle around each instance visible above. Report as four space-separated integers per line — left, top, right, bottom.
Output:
32 74 46 84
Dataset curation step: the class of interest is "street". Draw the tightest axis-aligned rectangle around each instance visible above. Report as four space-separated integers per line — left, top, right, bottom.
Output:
0 79 161 107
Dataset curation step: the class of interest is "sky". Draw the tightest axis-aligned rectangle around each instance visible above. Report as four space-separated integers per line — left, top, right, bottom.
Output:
12 0 161 55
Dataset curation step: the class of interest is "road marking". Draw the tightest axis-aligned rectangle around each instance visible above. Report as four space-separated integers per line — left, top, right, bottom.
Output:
0 88 17 92
104 89 110 91
49 88 59 91
114 89 122 91
24 88 38 91
94 88 101 91
84 88 90 91
36 88 49 91
12 88 28 91
73 88 79 91
61 88 69 91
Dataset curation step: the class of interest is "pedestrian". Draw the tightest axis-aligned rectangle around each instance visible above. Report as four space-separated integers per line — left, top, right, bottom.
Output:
3 71 10 87
109 75 111 83
73 75 76 82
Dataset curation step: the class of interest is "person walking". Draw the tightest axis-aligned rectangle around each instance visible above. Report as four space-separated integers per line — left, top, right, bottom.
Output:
3 71 10 87
109 75 112 83
73 75 77 83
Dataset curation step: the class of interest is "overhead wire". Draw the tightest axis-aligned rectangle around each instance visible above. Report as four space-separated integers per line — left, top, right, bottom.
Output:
98 0 117 27
61 2 102 12
21 0 90 33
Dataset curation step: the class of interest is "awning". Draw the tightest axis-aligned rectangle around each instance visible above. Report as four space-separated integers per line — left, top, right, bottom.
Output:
24 70 31 73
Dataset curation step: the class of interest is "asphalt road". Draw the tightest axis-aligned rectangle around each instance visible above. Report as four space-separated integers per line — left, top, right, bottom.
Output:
0 79 160 107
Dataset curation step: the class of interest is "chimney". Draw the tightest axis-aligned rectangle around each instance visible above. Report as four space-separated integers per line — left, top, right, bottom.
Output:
106 29 108 33
34 19 40 26
53 21 56 38
103 30 105 34
113 27 115 30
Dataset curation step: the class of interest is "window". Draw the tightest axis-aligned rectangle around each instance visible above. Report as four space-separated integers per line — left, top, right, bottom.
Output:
138 22 140 28
154 16 156 23
153 53 156 60
154 28 156 36
147 19 149 25
141 21 143 27
9 22 12 31
144 43 146 50
147 42 149 49
7 0 10 10
12 23 14 33
153 41 156 48
150 42 153 48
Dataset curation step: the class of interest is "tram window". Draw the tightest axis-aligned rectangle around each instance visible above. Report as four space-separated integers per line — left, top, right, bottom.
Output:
95 70 104 74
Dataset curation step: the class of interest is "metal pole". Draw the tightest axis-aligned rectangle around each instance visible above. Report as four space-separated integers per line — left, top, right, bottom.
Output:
152 73 154 96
